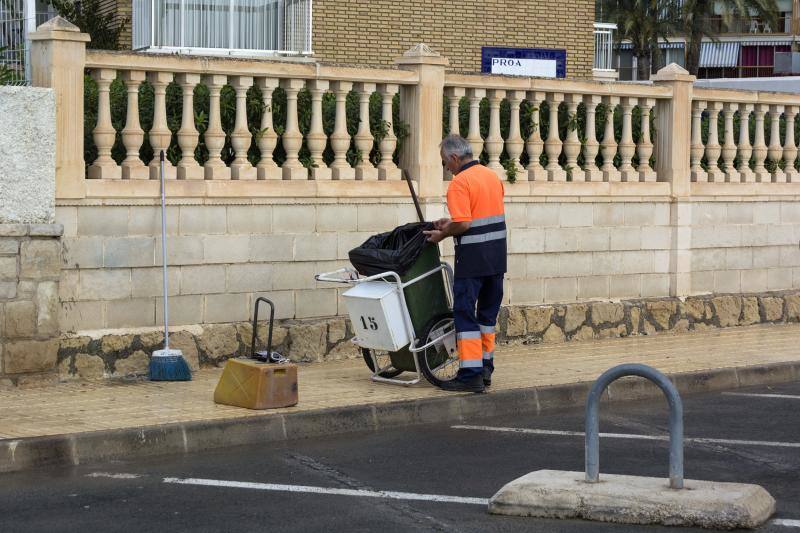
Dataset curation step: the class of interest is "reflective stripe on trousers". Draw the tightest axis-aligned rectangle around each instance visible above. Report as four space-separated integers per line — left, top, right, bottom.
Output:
480 324 495 361
457 331 483 368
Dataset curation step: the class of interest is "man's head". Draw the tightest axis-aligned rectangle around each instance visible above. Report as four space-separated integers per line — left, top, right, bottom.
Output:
440 134 474 174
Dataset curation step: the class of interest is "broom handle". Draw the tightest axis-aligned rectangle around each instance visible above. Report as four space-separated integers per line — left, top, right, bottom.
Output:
159 151 170 352
402 170 425 223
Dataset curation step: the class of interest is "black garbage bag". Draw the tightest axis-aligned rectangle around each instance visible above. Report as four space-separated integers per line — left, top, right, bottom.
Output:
349 222 434 277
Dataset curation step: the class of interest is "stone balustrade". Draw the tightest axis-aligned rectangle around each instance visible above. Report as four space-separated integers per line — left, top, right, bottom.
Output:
85 52 411 187
443 74 668 184
25 24 800 200
690 88 800 184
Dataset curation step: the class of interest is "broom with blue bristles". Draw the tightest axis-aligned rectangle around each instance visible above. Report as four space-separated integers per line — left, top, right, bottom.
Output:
149 150 192 381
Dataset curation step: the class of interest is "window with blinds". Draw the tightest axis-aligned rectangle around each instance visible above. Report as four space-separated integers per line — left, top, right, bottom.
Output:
133 0 312 55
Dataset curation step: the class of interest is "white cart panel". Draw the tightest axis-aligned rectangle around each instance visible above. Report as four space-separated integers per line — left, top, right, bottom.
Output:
342 281 411 352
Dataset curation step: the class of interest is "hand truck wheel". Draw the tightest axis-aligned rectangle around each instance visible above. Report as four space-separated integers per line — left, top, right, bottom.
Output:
361 348 403 378
417 312 459 387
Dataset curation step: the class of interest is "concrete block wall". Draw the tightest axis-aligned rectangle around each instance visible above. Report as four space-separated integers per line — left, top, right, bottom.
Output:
689 201 800 295
56 200 420 333
502 200 674 306
57 197 800 337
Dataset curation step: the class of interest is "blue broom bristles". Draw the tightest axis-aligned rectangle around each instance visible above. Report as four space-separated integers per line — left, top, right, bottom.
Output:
149 354 192 381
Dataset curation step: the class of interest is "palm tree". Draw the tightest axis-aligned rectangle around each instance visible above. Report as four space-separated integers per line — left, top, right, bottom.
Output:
681 0 779 75
607 0 682 80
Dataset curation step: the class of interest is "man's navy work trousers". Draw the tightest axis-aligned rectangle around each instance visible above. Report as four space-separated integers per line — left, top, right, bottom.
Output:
452 273 504 378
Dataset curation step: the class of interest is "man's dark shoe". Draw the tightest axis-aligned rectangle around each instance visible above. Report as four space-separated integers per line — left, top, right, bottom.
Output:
439 374 485 393
482 367 492 387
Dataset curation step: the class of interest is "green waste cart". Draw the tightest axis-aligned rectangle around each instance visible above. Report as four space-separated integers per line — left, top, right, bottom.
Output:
315 243 458 386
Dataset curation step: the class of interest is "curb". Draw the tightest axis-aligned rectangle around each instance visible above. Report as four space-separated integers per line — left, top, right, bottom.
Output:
1 361 798 474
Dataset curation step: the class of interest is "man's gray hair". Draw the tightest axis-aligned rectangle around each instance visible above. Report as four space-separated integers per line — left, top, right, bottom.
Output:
440 134 473 159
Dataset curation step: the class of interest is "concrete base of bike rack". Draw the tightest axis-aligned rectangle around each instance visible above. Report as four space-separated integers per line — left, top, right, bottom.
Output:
488 470 775 529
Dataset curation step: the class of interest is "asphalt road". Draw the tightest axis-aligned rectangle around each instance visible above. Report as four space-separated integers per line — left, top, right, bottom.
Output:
1 381 800 532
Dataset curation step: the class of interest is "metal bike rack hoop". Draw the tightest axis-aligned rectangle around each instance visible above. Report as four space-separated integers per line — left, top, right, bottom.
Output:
584 363 684 489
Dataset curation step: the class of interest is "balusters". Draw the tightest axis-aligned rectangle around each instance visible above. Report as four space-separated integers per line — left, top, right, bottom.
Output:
545 93 565 181
618 97 637 182
281 78 306 180
705 102 723 182
82 67 800 194
378 83 400 180
485 89 505 178
784 106 798 182
506 90 526 181
466 88 485 162
600 96 620 182
175 74 202 180
203 74 230 180
526 91 547 181
737 104 754 183
752 104 769 181
443 87 464 180
446 87 464 135
562 94 582 182
230 76 256 180
331 81 355 180
355 83 378 181
582 94 602 182
307 79 331 180
690 100 706 182
88 68 120 179
721 103 738 182
121 70 147 179
768 105 785 182
637 98 656 182
256 78 280 180
148 71 176 180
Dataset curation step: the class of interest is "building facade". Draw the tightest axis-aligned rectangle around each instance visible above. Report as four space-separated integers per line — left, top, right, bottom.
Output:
605 0 800 80
98 0 597 78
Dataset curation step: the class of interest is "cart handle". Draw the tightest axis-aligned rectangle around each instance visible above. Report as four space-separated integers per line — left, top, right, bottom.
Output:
251 297 275 360
315 268 405 286
314 268 359 284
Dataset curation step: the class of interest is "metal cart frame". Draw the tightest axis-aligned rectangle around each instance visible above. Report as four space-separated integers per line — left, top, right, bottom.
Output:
315 262 456 386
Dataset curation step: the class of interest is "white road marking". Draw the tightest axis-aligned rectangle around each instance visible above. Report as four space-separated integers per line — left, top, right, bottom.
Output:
85 472 142 479
723 392 800 400
162 477 489 506
101 474 800 527
452 425 800 449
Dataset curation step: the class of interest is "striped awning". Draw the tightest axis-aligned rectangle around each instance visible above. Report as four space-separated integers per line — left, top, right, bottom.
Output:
616 41 684 50
738 39 793 46
699 42 741 68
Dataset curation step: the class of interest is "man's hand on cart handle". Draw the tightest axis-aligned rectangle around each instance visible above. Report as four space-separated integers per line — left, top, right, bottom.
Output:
424 218 471 243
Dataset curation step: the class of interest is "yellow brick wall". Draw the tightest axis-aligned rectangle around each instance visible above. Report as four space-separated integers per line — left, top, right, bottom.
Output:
109 0 132 50
312 0 595 78
113 0 595 78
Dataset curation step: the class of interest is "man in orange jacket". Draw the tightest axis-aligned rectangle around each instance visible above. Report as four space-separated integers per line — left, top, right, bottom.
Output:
424 134 507 393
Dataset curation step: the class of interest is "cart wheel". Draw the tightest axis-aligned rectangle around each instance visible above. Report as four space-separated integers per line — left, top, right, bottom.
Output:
417 312 459 387
361 348 403 378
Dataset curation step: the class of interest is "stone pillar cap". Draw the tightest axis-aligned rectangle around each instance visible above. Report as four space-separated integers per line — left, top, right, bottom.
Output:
29 16 91 42
651 63 696 82
395 43 450 66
